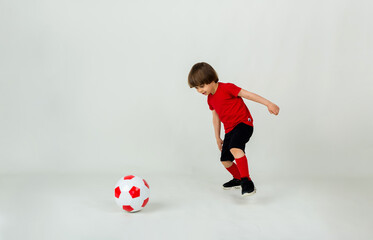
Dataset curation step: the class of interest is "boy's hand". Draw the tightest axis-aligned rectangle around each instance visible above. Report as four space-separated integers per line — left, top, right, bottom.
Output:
268 102 280 115
216 138 223 151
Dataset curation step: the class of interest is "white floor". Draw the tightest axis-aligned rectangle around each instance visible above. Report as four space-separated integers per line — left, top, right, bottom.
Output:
0 173 372 240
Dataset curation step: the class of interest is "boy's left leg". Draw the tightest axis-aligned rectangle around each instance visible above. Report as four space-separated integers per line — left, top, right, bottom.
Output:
230 148 250 179
230 148 256 196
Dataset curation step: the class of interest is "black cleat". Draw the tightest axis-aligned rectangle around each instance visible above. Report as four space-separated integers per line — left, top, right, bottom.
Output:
222 178 241 190
241 177 256 196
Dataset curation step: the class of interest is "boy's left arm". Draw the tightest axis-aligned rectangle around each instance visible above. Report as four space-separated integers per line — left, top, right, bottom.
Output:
238 89 280 115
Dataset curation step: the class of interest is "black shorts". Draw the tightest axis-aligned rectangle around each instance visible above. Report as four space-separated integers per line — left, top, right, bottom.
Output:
220 123 253 162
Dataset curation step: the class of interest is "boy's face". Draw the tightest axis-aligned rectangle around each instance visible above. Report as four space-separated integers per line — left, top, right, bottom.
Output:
195 82 216 95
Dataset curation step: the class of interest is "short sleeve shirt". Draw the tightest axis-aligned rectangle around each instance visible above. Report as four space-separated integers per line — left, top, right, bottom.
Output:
207 82 253 133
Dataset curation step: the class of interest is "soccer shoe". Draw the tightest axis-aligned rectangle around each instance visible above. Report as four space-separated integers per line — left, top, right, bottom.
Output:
222 178 241 190
241 177 256 196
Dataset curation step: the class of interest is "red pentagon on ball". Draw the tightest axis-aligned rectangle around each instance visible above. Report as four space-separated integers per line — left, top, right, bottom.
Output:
124 175 135 180
114 186 121 198
129 186 140 198
122 205 134 212
143 179 149 189
142 198 149 207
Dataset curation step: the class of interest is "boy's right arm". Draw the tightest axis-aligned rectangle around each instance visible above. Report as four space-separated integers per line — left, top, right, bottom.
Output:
212 110 223 151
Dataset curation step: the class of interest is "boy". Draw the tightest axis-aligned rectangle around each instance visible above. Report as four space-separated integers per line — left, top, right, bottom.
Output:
188 62 280 197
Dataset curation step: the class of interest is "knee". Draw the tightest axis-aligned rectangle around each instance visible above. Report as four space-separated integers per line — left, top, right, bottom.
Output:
230 148 245 159
221 161 233 168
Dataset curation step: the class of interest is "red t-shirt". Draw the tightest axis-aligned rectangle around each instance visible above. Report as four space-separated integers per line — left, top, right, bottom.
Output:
208 82 253 133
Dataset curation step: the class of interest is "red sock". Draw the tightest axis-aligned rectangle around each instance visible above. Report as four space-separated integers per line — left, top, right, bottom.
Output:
235 155 250 179
226 163 241 179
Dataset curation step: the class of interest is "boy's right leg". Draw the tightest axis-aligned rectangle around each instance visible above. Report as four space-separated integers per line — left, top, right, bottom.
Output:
221 161 241 189
220 133 241 189
222 161 240 179
221 161 232 168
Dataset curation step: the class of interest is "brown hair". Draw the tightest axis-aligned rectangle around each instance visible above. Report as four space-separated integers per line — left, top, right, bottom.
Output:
188 62 219 88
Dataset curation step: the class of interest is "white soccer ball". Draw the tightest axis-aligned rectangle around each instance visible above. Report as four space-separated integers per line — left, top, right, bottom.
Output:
114 175 150 212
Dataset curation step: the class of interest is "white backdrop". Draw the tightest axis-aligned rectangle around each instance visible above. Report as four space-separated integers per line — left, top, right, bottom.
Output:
1 0 372 178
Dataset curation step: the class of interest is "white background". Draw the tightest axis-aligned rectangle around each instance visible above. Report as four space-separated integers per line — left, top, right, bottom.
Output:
1 0 373 239
1 0 372 177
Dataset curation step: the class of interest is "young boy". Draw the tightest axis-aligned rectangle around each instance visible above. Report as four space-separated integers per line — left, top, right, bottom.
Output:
188 62 280 197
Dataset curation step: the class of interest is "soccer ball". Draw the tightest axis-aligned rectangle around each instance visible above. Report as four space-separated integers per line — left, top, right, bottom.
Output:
114 175 150 212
